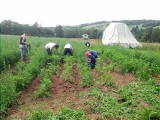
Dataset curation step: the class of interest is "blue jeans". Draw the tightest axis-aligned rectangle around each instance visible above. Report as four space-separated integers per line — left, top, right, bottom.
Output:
20 45 28 60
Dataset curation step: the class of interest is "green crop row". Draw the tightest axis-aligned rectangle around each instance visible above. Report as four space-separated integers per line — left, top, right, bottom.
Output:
0 39 49 117
99 45 160 81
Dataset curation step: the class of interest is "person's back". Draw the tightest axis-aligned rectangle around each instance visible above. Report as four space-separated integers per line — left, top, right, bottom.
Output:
45 42 56 50
64 44 72 49
45 42 59 55
90 50 98 58
64 44 72 55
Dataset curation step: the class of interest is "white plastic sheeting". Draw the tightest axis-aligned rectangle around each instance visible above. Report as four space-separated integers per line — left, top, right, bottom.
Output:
102 23 141 48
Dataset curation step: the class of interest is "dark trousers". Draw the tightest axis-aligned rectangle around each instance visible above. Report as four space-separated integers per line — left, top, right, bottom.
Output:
47 48 52 55
64 48 73 55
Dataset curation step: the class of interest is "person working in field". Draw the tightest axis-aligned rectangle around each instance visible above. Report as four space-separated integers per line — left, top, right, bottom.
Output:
45 42 59 55
87 49 98 58
64 43 73 55
85 51 96 69
19 31 29 61
85 41 90 48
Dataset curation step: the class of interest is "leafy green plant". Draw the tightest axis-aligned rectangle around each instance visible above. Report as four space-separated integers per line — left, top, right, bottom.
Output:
141 107 160 120
28 109 53 120
80 66 94 88
54 107 88 120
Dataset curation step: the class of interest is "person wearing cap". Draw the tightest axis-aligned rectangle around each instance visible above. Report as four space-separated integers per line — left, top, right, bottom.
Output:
85 51 96 69
85 41 90 48
19 31 29 61
45 42 59 55
64 43 73 55
87 49 98 58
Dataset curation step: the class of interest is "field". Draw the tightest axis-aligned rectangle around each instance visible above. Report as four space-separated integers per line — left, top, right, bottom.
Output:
0 35 160 120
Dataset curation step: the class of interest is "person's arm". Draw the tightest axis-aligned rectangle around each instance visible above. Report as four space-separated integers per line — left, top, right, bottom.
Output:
23 38 28 45
70 45 72 50
86 56 91 63
20 37 27 45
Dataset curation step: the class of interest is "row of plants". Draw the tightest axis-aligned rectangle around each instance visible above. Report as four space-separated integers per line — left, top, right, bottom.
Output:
0 40 49 117
28 107 88 120
1 35 160 119
0 36 87 118
61 56 75 82
98 45 160 81
33 55 60 98
0 35 20 72
81 82 160 119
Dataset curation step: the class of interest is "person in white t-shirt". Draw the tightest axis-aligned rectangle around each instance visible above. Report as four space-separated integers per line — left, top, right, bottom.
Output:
64 43 73 55
45 42 59 55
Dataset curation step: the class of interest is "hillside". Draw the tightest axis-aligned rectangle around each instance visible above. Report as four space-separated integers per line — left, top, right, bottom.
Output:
63 19 160 30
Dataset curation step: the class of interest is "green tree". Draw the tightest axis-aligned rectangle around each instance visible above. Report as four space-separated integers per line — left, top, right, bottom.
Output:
144 27 153 42
151 28 160 42
54 25 63 37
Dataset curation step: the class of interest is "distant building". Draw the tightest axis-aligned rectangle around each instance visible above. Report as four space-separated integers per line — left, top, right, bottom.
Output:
82 34 89 40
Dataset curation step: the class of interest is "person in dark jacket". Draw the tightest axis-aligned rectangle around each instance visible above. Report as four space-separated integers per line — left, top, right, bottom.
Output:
87 49 98 58
85 51 96 69
85 42 90 48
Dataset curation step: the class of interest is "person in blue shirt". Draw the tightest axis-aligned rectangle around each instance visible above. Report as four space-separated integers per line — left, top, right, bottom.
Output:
87 49 98 58
85 51 96 69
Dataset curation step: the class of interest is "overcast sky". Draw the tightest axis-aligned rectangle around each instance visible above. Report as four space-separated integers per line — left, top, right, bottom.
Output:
0 0 159 27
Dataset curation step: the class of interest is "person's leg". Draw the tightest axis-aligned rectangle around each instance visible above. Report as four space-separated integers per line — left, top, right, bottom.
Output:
47 48 52 55
20 48 24 60
90 64 95 69
20 45 25 60
24 45 28 56
68 49 73 55
24 45 29 62
64 49 67 55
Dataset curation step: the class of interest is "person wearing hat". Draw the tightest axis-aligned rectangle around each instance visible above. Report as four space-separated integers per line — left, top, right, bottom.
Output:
85 51 96 69
45 42 59 55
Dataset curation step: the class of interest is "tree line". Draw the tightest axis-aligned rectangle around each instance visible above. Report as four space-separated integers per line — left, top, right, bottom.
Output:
131 26 160 42
0 20 160 43
0 20 55 37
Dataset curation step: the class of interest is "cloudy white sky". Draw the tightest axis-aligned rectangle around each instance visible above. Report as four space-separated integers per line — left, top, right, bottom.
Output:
0 0 159 27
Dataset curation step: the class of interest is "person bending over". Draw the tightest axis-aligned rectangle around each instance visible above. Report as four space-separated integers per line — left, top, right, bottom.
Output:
85 51 96 69
87 49 98 58
64 43 73 56
85 42 90 48
45 42 59 55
